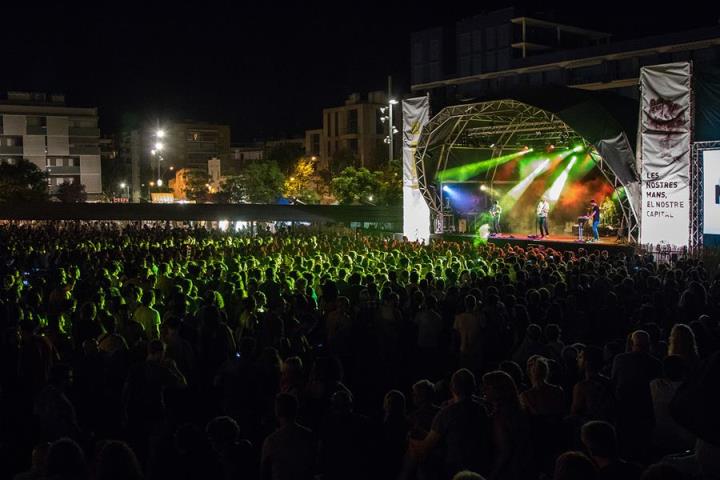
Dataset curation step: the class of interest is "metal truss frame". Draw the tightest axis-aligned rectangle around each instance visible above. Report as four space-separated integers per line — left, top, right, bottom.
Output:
690 141 720 249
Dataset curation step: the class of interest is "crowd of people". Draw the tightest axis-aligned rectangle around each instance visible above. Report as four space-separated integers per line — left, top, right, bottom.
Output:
0 222 719 480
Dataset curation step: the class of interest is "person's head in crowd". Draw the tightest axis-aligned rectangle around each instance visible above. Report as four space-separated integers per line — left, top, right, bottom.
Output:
95 440 143 480
330 390 353 414
452 471 487 480
578 345 604 377
482 370 520 412
274 393 299 426
383 390 406 421
282 356 304 385
412 379 435 409
48 363 73 390
526 324 542 342
45 437 87 480
206 416 240 453
147 339 166 362
141 289 155 308
26 442 50 476
545 324 562 343
499 361 525 390
528 356 551 388
668 323 699 361
553 451 597 480
581 421 620 466
450 368 476 401
629 330 651 353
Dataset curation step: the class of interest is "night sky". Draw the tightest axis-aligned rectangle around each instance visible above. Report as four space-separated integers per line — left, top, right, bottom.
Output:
2 2 717 142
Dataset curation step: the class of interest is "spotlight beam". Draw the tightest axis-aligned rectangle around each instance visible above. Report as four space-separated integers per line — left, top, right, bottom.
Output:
438 148 533 182
543 156 579 203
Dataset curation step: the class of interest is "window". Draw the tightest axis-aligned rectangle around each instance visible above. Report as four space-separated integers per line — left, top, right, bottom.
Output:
68 158 74 166
347 109 358 134
348 139 359 155
3 136 22 147
27 116 47 127
311 134 320 155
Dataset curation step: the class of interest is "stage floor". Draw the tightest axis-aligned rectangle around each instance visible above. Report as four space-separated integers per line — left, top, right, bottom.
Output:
435 232 634 254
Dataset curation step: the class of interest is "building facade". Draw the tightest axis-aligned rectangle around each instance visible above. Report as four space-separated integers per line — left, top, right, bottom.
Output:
163 122 231 171
229 143 264 168
411 8 720 103
306 91 390 171
0 91 102 199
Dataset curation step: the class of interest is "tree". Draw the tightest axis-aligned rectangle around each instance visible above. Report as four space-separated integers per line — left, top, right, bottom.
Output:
56 180 87 203
376 158 403 206
284 156 317 199
330 167 382 205
0 158 48 202
218 175 245 203
239 160 285 203
184 169 210 202
265 142 304 174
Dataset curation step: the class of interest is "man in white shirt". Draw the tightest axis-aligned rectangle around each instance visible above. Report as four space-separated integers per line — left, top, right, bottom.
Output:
537 196 550 238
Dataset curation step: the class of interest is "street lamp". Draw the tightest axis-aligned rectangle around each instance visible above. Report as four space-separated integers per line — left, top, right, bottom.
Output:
151 127 166 192
380 99 399 163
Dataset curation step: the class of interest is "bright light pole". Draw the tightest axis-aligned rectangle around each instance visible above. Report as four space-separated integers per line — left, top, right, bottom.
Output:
153 130 165 189
380 99 399 163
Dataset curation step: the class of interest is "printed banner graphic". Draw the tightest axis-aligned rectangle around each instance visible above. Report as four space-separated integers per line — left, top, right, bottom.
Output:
639 62 692 247
402 97 431 243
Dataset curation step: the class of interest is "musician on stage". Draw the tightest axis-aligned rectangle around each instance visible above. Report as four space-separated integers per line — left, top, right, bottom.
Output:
490 200 502 234
590 199 600 242
537 196 550 238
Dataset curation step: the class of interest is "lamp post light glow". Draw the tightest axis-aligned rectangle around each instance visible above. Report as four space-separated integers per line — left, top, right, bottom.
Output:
154 142 164 151
157 179 163 187
156 129 165 138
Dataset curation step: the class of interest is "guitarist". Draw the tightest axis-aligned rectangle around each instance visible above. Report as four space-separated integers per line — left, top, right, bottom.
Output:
490 201 502 234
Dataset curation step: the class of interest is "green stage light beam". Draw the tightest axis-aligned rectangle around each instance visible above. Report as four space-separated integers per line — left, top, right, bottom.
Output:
438 148 533 182
544 155 579 202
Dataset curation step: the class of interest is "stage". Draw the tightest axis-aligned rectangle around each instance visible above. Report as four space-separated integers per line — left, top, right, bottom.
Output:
435 232 634 254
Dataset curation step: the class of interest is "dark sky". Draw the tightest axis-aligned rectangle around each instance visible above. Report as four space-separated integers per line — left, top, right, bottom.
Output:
2 1 717 142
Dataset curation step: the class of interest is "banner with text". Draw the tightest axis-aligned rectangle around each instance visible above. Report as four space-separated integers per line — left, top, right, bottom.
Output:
639 62 692 247
402 96 431 243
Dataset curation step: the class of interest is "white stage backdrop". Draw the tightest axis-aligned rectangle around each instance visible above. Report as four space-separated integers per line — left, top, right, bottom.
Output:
639 62 693 247
703 149 720 235
402 97 431 243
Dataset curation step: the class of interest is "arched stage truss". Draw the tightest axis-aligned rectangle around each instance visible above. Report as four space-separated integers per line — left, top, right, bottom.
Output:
414 99 641 243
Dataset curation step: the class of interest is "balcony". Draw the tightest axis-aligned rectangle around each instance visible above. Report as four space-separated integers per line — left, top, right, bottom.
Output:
69 145 100 155
69 127 100 138
46 165 81 175
27 126 47 135
0 145 23 155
